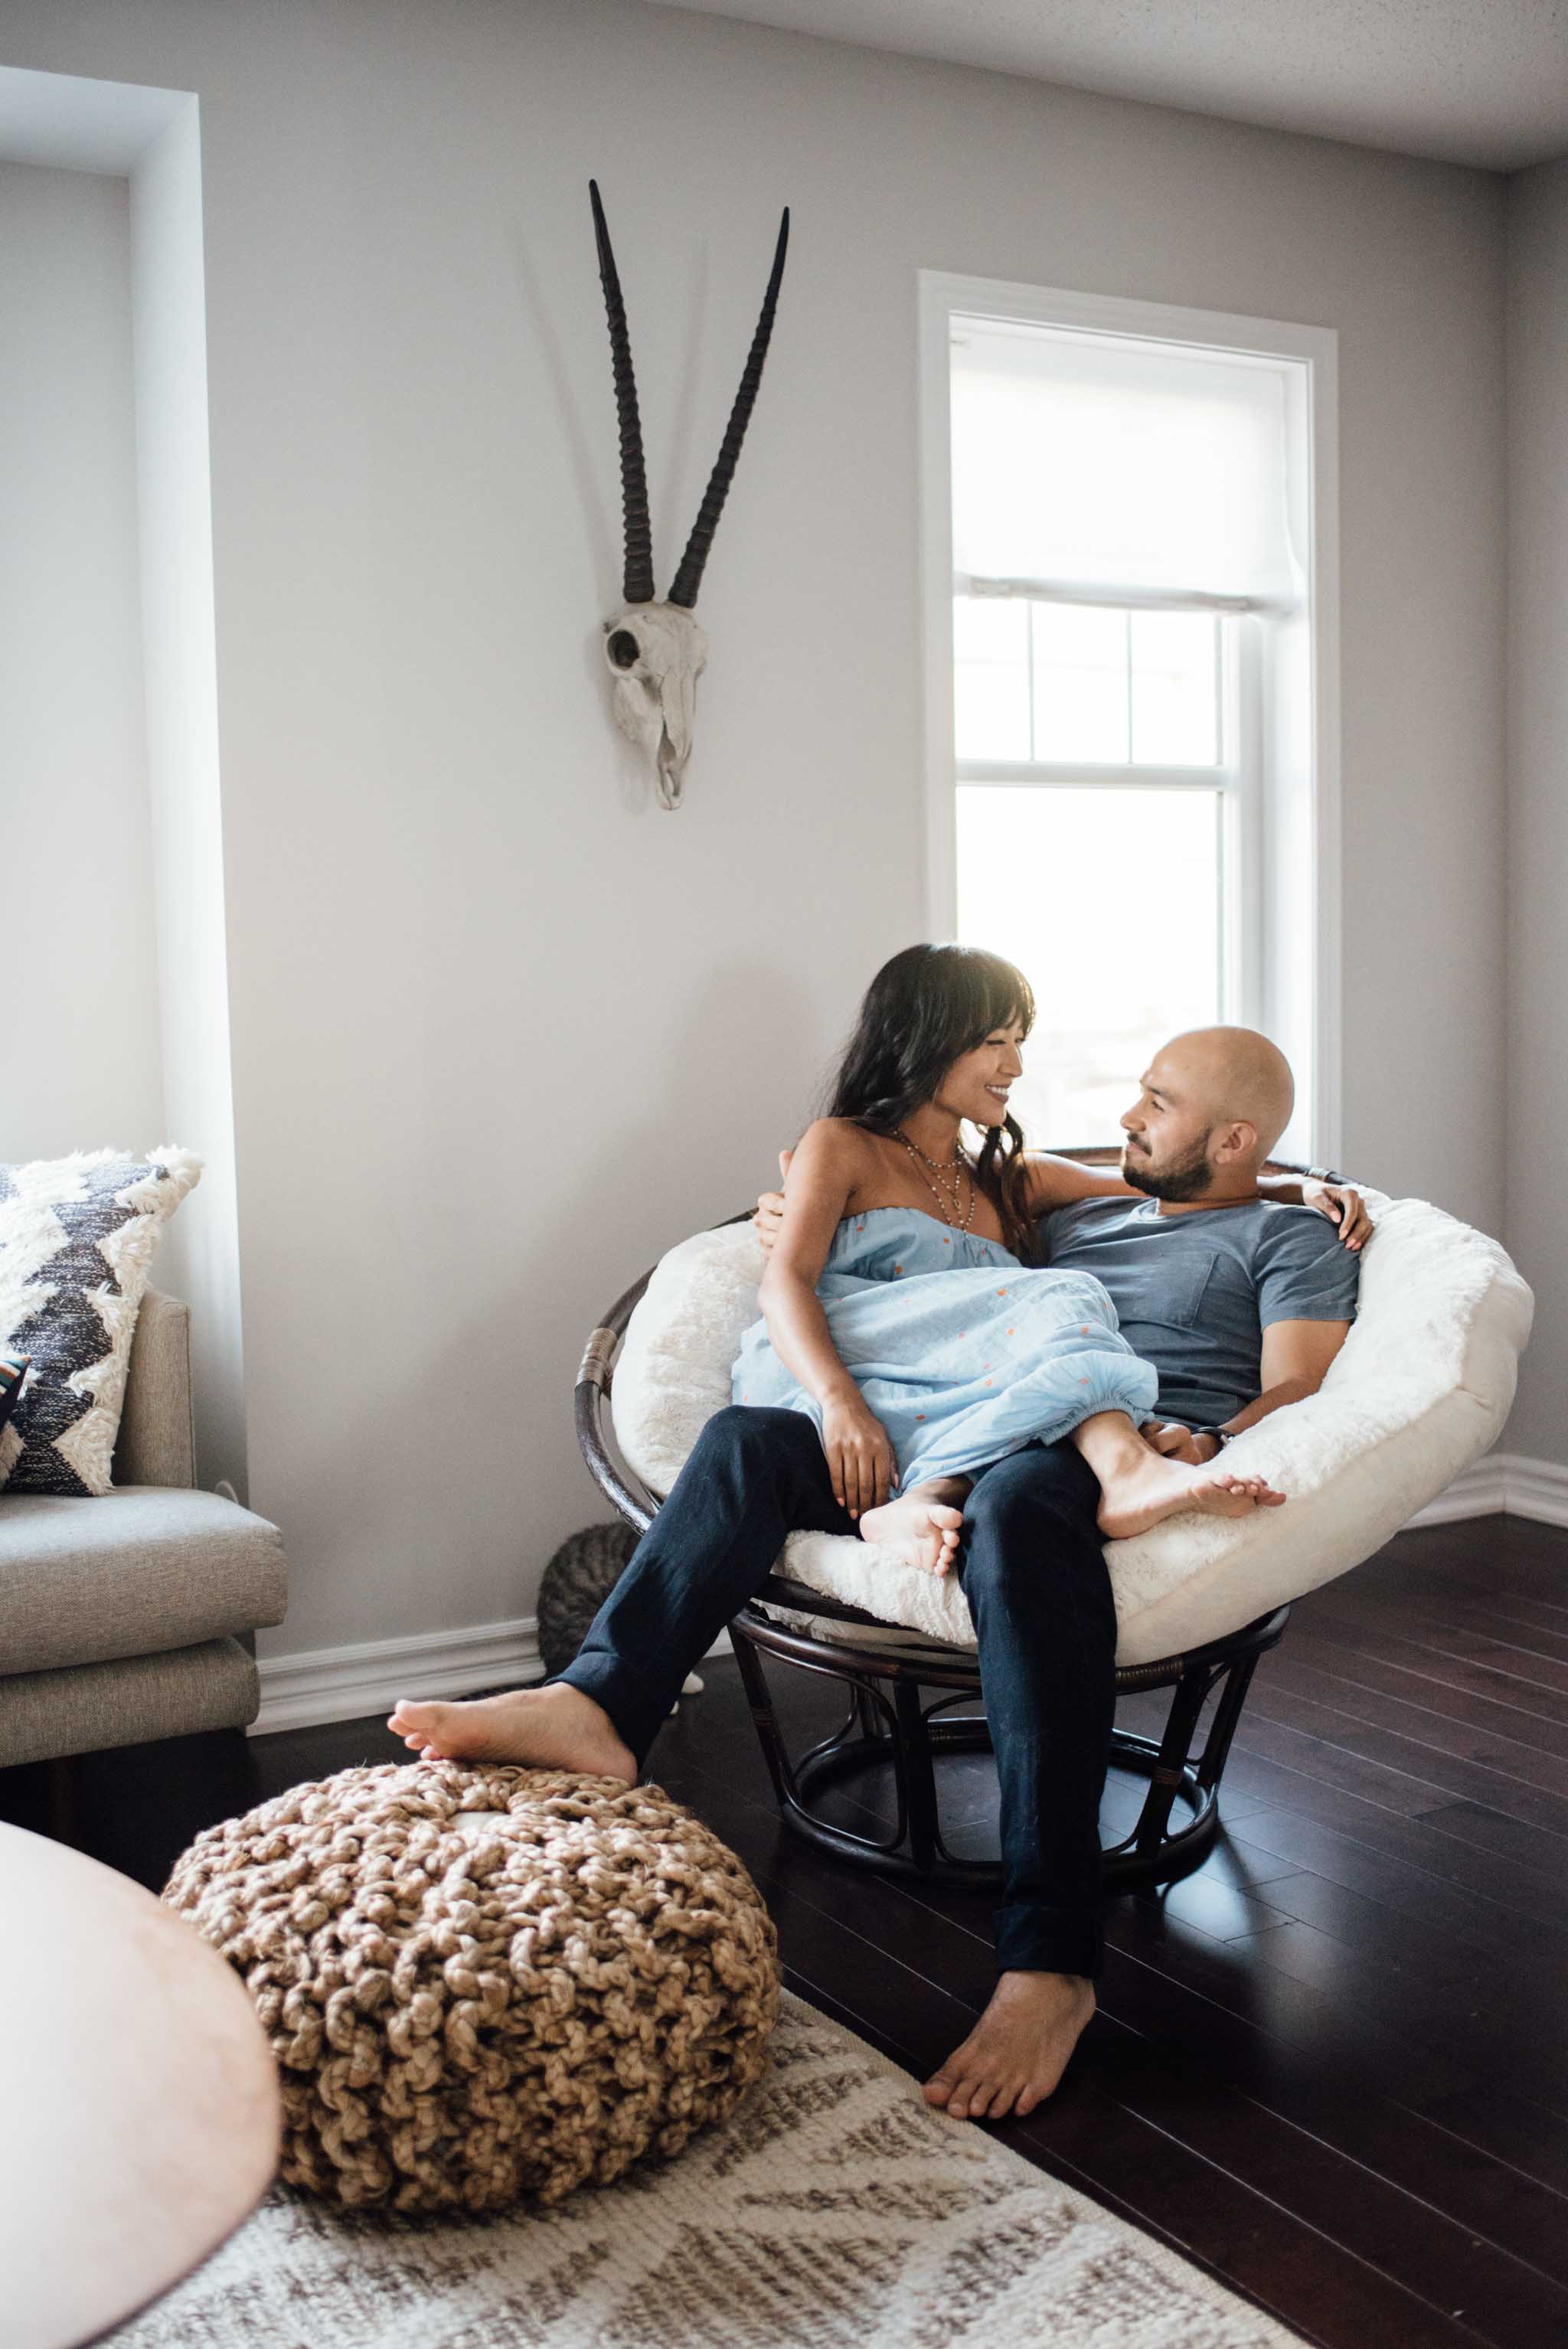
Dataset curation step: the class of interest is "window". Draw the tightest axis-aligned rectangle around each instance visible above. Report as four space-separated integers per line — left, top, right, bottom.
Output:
954 592 1244 1145
920 283 1339 1164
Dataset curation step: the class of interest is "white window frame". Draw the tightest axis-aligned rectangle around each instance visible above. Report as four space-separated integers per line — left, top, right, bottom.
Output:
919 273 1341 1166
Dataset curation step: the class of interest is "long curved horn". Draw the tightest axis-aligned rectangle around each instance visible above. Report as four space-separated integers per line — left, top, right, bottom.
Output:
668 207 789 611
590 180 656 606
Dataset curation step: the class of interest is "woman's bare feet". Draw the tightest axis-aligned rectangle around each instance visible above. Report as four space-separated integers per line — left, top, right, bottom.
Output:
1095 1454 1286 1540
858 1488 964 1576
923 1971 1096 2122
385 1682 637 1781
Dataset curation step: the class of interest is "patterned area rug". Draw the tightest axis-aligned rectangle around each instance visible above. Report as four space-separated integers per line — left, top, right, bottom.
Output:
113 1991 1306 2347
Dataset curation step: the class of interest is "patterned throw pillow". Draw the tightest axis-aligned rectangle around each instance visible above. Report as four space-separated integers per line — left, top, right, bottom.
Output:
0 1148 202 1496
0 1352 29 1441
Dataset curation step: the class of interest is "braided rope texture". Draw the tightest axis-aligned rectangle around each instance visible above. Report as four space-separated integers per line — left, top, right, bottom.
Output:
162 1762 782 2214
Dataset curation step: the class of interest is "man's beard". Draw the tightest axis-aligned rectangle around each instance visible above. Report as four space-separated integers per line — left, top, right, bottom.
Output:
1122 1131 1214 1202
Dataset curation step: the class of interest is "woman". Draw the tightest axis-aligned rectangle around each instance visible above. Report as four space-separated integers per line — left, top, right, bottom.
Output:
734 943 1346 1576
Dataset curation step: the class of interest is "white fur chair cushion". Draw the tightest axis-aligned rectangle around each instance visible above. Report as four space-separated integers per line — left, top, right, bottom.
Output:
610 1196 1533 1668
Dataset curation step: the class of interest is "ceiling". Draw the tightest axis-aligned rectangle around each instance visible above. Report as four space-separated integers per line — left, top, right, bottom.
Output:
642 0 1568 170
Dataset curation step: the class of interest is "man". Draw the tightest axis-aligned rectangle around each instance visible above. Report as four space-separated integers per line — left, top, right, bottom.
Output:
390 1025 1361 2124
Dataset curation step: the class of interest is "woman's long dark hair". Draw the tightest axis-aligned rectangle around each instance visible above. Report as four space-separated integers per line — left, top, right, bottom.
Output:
822 943 1037 1259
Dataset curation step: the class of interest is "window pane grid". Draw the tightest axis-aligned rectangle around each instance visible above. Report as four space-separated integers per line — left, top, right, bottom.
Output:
953 596 1221 770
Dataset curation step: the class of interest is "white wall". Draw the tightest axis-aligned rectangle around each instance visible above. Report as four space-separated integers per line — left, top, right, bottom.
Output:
129 97 248 1497
0 1 1509 1657
0 160 163 1161
1504 157 1568 1468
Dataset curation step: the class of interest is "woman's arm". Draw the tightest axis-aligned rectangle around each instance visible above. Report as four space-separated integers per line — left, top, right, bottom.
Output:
757 1144 1135 1243
758 1147 1367 1263
1021 1151 1369 1251
1021 1152 1137 1214
1258 1174 1370 1250
756 1120 896 1518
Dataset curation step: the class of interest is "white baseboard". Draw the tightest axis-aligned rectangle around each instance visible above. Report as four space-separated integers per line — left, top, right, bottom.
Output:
1405 1452 1568 1531
252 1615 545 1735
253 1619 735 1736
1404 1458 1509 1527
1494 1453 1568 1528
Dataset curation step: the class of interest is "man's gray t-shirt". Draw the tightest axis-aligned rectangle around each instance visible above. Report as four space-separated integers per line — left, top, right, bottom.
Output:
1038 1195 1360 1430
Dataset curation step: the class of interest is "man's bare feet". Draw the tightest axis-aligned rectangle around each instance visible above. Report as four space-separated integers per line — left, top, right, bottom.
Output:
858 1488 964 1576
923 1970 1096 2122
1096 1453 1286 1540
385 1682 637 1781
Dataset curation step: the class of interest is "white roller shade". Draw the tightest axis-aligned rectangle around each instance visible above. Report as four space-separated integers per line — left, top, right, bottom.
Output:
951 315 1302 603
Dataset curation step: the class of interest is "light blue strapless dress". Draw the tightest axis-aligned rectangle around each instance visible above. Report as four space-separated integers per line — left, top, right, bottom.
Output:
730 1207 1159 1491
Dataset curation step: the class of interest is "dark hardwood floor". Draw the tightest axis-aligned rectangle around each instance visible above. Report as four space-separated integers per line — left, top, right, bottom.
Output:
7 1512 1567 2349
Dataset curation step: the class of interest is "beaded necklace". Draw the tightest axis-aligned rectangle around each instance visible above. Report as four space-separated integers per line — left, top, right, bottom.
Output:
893 1126 978 1232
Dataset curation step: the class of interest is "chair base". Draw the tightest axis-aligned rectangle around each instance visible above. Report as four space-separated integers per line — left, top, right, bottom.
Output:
730 1580 1291 1891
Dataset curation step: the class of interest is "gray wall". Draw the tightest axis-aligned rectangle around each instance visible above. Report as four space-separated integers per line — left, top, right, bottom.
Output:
0 160 164 1161
1505 157 1568 1467
0 1 1511 1654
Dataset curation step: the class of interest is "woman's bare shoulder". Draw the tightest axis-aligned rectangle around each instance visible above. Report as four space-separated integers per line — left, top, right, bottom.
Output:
792 1117 884 1178
768 1119 885 1256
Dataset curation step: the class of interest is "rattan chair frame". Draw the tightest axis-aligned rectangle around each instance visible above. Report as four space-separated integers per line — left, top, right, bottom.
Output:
576 1158 1330 1890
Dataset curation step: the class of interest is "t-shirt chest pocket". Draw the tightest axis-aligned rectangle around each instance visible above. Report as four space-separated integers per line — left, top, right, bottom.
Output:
1137 1247 1221 1331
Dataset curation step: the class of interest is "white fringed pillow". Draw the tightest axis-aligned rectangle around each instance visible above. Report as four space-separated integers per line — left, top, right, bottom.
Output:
0 1147 202 1496
611 1195 1533 1668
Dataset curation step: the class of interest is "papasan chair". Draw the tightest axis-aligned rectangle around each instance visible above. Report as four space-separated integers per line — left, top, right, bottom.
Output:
577 1158 1532 1891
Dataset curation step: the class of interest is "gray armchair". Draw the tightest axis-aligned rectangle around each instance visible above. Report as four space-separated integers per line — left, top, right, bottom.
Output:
0 1292 286 1769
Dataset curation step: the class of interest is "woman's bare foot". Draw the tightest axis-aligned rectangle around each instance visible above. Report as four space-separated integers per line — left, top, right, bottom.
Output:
1096 1453 1285 1540
385 1682 637 1780
858 1488 964 1576
923 1971 1096 2122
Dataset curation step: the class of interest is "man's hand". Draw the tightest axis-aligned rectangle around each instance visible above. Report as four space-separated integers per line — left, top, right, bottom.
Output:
753 1148 792 1253
1302 1179 1371 1253
1139 1419 1219 1465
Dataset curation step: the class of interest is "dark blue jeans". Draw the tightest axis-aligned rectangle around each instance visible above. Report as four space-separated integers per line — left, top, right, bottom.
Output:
550 1405 1116 1980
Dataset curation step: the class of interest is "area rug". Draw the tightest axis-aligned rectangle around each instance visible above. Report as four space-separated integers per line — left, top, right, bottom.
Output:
111 1991 1306 2348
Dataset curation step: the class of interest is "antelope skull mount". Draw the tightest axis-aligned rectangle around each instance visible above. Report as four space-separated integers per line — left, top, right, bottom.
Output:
591 180 789 809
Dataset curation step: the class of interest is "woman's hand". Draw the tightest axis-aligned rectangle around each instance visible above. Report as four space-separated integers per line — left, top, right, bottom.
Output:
821 1390 897 1519
1302 1179 1371 1253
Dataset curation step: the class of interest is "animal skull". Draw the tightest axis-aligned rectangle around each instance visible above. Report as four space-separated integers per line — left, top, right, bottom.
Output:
590 181 788 809
603 602 709 812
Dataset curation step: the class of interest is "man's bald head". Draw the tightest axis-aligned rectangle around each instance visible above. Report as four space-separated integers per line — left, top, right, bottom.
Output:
1161 1028 1295 1161
1122 1027 1296 1204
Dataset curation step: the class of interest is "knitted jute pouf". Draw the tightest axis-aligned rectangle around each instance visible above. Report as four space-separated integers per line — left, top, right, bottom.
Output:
162 1761 782 2215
